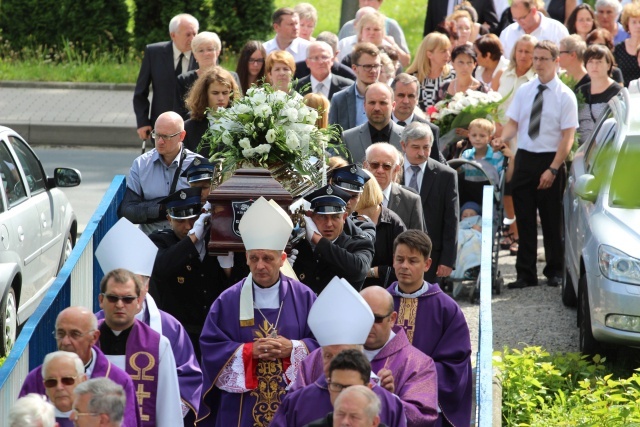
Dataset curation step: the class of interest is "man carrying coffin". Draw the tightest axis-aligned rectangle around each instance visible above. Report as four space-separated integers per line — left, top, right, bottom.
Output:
197 197 318 427
95 217 202 425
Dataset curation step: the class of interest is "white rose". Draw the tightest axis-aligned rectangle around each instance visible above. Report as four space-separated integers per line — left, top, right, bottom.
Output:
468 97 479 107
234 103 251 114
265 129 277 143
254 104 272 118
239 138 252 149
282 107 298 122
307 108 318 124
255 144 271 155
242 147 256 158
285 130 300 150
251 90 267 105
222 131 234 145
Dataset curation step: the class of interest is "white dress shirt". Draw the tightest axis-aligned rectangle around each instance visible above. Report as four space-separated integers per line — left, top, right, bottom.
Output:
263 37 310 62
403 156 427 193
172 43 191 72
310 74 332 99
499 12 569 58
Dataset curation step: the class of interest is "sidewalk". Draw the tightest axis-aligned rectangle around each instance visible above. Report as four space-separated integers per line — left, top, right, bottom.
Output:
0 81 139 147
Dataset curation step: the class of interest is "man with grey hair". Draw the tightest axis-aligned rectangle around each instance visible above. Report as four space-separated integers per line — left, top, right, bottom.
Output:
333 385 383 427
295 41 353 100
363 143 426 232
342 82 403 163
134 13 199 141
10 394 56 427
558 35 589 90
399 122 458 283
41 350 87 425
19 307 140 427
294 31 357 80
390 73 444 163
71 378 126 427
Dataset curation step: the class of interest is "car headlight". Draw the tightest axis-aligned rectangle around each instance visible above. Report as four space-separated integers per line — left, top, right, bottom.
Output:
598 245 640 285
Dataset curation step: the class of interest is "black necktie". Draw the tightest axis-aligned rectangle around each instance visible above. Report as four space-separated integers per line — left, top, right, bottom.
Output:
397 120 407 127
175 53 184 76
528 84 547 140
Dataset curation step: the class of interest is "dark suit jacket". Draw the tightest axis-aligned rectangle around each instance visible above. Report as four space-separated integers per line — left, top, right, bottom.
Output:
405 115 447 164
424 0 499 36
294 74 353 100
329 83 358 132
133 41 197 129
342 121 404 164
294 60 357 80
401 158 459 268
387 183 427 232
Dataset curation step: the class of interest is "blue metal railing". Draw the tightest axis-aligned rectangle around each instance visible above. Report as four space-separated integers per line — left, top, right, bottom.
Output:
0 175 126 415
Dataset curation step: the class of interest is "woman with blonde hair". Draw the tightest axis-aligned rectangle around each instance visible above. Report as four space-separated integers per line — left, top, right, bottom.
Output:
303 93 330 129
448 9 477 47
265 50 296 92
184 66 240 155
354 169 407 288
406 32 455 111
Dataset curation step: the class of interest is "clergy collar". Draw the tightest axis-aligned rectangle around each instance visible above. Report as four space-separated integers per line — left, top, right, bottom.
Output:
253 278 280 290
395 281 430 298
363 330 396 361
85 347 96 375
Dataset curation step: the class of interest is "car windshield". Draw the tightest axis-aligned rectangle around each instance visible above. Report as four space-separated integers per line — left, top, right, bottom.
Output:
609 136 640 208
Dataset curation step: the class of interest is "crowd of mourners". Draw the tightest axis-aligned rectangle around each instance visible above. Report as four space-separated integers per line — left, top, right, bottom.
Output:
11 1 640 426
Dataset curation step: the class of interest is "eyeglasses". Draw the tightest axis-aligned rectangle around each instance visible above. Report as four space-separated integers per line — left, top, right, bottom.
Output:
367 162 394 171
355 63 381 72
328 381 355 392
373 311 393 323
532 56 554 62
512 9 531 22
100 293 138 304
70 409 100 419
309 55 332 62
52 329 95 340
43 376 78 388
248 58 265 64
150 130 181 141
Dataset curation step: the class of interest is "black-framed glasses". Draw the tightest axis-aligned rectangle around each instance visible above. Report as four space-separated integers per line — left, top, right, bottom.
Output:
52 329 95 340
373 311 393 323
328 381 354 392
355 63 381 72
44 376 78 388
248 58 265 64
367 162 394 171
100 293 138 304
150 130 181 141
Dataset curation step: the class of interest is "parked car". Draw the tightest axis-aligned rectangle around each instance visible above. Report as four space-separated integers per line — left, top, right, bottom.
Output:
563 89 640 354
0 126 81 356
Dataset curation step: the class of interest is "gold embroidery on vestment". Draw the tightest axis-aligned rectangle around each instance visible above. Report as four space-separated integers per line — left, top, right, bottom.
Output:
396 298 418 343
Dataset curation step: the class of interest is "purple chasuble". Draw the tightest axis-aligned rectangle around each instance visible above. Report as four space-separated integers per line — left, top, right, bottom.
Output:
290 347 323 392
19 346 142 427
271 375 407 427
196 274 318 427
369 327 438 427
96 300 203 420
56 417 74 427
97 319 161 427
387 282 472 427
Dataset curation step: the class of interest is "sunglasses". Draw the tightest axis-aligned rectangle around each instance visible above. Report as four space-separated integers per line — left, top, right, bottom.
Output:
100 293 138 304
367 162 394 171
44 376 78 388
373 311 393 323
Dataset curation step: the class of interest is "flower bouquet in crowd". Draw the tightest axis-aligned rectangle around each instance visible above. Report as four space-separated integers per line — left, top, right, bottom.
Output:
427 90 504 156
200 83 341 195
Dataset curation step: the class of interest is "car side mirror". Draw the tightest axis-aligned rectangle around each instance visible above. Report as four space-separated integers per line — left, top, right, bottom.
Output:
575 174 598 203
51 168 82 188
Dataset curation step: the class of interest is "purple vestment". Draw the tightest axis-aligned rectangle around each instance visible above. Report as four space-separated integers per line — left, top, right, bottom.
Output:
56 417 74 427
271 375 407 427
387 282 473 427
196 274 318 427
96 297 202 421
19 346 141 427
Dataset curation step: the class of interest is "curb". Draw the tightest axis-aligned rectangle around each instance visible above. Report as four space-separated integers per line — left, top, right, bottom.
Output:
0 81 136 91
6 121 139 148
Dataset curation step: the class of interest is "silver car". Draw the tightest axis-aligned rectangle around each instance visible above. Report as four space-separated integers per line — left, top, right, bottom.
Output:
563 89 640 354
0 126 81 356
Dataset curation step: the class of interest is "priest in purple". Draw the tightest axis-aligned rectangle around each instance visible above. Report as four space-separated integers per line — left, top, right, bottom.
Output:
19 306 140 427
389 230 472 427
196 197 318 427
271 277 406 427
95 217 202 425
41 351 87 427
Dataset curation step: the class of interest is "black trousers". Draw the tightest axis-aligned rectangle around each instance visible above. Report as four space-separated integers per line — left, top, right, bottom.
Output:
511 150 565 284
426 249 442 284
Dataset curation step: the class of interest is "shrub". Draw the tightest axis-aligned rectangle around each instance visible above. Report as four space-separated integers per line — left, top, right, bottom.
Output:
0 0 129 53
209 0 275 54
495 346 640 426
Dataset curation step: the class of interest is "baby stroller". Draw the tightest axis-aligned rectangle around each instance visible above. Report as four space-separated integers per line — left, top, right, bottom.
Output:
443 158 505 303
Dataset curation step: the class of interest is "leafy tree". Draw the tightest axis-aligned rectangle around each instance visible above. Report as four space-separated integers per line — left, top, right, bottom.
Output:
209 0 275 53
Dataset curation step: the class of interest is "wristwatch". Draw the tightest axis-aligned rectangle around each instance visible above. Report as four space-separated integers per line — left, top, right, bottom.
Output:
548 167 559 176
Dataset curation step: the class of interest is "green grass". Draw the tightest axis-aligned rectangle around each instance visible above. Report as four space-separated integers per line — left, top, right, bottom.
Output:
0 0 428 83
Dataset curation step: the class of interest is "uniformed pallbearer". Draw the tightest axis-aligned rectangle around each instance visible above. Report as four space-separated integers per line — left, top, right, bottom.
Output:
293 184 375 293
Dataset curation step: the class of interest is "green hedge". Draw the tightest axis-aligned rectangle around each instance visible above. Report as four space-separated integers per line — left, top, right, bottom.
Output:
0 0 130 54
209 0 275 53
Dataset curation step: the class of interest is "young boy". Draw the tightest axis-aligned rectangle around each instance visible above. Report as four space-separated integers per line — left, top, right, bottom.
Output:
460 118 513 182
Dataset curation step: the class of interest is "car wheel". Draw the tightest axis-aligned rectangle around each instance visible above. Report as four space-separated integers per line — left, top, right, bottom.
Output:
57 231 74 273
578 274 601 356
0 287 17 357
562 264 577 307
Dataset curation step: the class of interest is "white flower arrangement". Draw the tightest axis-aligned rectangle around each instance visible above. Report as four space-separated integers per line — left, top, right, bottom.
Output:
201 83 340 177
427 90 504 134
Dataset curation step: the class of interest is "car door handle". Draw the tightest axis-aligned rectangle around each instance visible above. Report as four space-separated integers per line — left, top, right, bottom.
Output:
573 199 579 209
17 225 25 242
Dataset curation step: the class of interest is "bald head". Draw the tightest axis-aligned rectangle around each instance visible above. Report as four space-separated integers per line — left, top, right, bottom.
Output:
360 286 394 314
355 6 377 22
55 307 100 364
